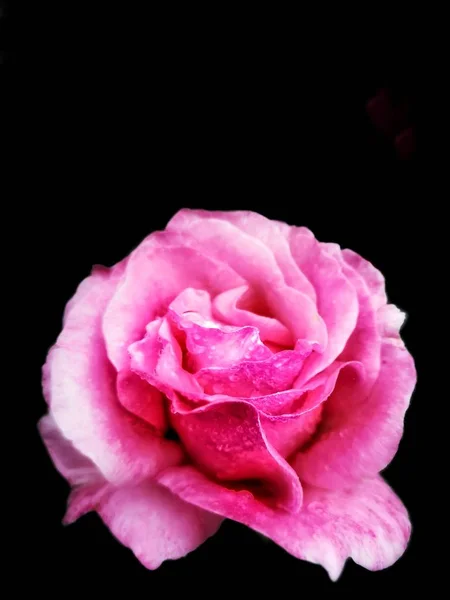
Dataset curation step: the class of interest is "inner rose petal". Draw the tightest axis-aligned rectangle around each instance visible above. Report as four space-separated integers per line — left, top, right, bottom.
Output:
169 398 303 513
166 309 272 371
195 340 314 397
213 286 294 347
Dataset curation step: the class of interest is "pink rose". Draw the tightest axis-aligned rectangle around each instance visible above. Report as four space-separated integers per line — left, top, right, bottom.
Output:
39 209 416 580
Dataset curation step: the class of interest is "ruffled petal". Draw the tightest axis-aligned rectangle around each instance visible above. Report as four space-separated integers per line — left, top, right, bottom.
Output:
195 341 311 397
103 235 242 371
342 248 387 309
166 211 327 349
97 481 223 570
158 467 411 581
170 399 303 513
213 286 294 347
44 265 183 485
293 340 416 489
289 230 359 382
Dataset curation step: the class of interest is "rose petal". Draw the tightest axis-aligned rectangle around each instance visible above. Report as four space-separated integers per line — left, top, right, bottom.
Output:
289 230 359 382
377 304 406 338
44 265 183 484
158 467 411 581
261 361 358 457
321 243 382 389
38 414 102 487
167 309 272 371
166 211 327 348
38 414 110 523
116 369 167 434
103 236 243 371
342 248 387 309
293 340 416 489
97 481 223 570
168 287 213 319
213 286 294 347
195 342 312 397
170 399 303 513
175 209 317 301
129 317 204 399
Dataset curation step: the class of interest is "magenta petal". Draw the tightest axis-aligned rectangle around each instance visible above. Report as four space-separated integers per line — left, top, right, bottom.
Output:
195 342 311 397
116 369 167 434
261 361 354 457
213 286 294 347
129 317 204 398
97 481 223 569
293 340 416 489
158 467 411 581
103 237 242 371
45 266 183 484
167 310 272 371
171 400 303 513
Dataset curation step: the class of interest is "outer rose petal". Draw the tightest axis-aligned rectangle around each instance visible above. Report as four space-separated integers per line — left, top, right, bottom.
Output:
158 467 411 581
293 340 416 489
97 482 223 570
38 414 102 487
289 229 359 381
377 304 406 338
38 413 111 523
342 248 387 310
44 265 183 484
39 415 222 564
323 242 382 389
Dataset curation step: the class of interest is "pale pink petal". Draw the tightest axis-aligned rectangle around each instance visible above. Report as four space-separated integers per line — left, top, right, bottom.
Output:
45 266 183 484
166 211 327 348
170 399 303 513
97 481 223 570
213 286 294 347
172 209 317 301
377 304 406 338
293 340 416 489
38 414 102 487
289 231 359 382
158 467 411 581
103 237 242 371
116 369 167 434
342 248 387 309
38 414 110 523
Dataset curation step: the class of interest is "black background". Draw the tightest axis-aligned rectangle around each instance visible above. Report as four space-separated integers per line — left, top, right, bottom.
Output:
11 12 430 594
